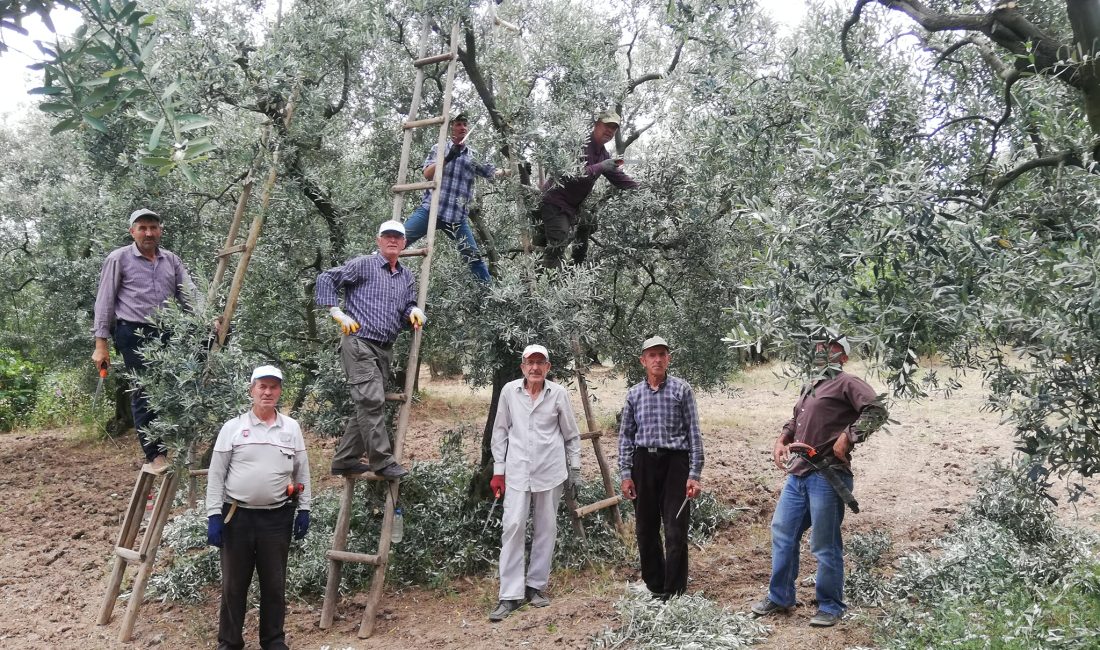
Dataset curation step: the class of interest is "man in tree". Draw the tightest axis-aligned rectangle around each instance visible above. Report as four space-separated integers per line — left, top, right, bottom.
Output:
619 336 704 599
752 328 888 627
315 220 425 479
404 112 507 283
206 365 312 650
537 110 639 269
92 208 195 474
488 344 582 621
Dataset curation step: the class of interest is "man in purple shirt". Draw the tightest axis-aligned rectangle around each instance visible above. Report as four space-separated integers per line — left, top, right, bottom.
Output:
751 328 888 627
314 220 424 479
619 336 704 599
537 111 639 269
93 208 194 473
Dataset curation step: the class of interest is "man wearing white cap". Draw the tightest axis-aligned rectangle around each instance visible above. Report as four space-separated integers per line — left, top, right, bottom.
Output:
619 335 704 599
488 344 582 621
536 110 640 269
206 365 312 650
314 220 425 479
92 207 195 473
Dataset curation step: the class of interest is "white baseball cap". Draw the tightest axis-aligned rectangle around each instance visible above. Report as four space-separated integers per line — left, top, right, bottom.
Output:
522 344 550 361
378 220 406 236
129 208 161 226
250 365 283 383
641 336 670 353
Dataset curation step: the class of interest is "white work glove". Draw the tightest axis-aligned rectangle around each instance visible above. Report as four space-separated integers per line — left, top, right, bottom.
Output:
568 466 581 488
409 307 426 330
597 158 621 173
329 306 360 336
493 168 510 179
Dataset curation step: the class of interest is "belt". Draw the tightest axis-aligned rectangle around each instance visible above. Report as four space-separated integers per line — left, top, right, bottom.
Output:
641 447 685 455
359 337 393 350
116 318 155 328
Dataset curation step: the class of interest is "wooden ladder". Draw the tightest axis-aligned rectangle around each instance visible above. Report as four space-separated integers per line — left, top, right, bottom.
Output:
318 18 460 639
569 339 626 533
96 90 299 642
96 467 180 641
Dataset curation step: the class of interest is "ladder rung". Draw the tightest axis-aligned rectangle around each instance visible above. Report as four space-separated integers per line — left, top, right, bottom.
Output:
580 430 606 441
574 495 623 518
114 546 145 563
385 392 407 402
189 469 208 476
399 248 429 257
392 181 435 193
216 243 247 258
403 116 446 130
414 52 456 67
326 549 384 565
339 470 385 481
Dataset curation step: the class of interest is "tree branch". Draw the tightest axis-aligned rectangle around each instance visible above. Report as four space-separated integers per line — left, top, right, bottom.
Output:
323 52 351 119
983 147 1099 209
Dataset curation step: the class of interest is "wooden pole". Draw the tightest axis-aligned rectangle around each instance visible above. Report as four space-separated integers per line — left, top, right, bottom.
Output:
118 471 179 641
571 338 626 534
319 477 357 628
206 174 255 306
97 470 153 625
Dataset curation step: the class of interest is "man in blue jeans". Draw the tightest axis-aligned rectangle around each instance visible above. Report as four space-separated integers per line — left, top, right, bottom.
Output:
92 208 195 474
404 113 507 282
752 328 888 627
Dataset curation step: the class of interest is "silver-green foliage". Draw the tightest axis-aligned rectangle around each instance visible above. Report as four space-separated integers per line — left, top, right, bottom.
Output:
589 591 770 650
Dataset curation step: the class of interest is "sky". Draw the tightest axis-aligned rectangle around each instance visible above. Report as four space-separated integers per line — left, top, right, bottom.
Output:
0 2 812 124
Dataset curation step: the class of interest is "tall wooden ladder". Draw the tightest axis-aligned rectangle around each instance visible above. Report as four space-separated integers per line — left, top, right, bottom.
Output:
569 339 626 534
96 91 299 642
318 18 461 639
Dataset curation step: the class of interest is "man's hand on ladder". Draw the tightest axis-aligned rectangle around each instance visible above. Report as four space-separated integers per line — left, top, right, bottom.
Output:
409 307 426 330
329 306 360 336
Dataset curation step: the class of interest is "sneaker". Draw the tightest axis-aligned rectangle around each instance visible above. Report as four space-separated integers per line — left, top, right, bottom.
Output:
751 598 789 617
331 462 371 476
378 462 409 479
488 599 523 622
809 610 841 627
144 454 170 475
525 586 550 608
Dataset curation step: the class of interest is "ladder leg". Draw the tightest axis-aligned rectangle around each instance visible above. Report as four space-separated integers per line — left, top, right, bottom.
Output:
562 485 587 540
590 438 626 534
97 470 154 625
118 472 179 642
320 477 357 628
359 484 397 638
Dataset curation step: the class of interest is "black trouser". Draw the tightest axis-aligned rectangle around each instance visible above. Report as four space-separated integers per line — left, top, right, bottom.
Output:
633 448 690 596
218 502 293 650
111 320 168 461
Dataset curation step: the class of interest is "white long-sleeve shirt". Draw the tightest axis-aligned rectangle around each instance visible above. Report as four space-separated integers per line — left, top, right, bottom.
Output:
491 379 581 492
205 410 312 516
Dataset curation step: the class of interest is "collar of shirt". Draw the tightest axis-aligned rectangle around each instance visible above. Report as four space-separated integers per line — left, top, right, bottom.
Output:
129 243 163 260
247 409 284 429
644 376 668 393
372 252 403 275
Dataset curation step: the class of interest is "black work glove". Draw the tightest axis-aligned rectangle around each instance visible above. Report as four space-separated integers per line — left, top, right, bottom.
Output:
443 144 464 163
207 514 224 548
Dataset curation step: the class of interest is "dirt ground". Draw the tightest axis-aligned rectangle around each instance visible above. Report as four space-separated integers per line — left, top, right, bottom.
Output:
1 362 1097 650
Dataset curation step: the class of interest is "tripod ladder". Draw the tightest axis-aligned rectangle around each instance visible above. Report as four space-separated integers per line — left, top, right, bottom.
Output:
318 18 461 639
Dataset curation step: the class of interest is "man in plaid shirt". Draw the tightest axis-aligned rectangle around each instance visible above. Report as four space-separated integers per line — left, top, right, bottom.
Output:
619 336 704 598
403 113 507 283
315 220 425 480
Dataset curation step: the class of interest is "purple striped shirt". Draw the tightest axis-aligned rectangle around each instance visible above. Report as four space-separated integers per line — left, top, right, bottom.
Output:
420 142 496 224
542 137 639 218
618 375 705 481
314 252 417 344
93 244 194 338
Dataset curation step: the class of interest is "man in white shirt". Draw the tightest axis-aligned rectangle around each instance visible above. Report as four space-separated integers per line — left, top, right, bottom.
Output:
488 344 582 622
205 365 312 650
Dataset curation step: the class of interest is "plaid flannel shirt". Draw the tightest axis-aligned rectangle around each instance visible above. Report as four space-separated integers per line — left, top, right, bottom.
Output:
618 375 705 481
314 253 417 344
420 141 495 224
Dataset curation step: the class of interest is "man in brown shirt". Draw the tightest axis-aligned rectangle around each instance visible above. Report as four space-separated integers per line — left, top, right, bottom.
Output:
751 328 887 627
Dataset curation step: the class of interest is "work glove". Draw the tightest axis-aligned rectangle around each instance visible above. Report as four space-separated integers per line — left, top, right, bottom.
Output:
568 467 581 489
293 510 311 540
597 158 621 174
409 307 426 330
490 474 506 498
329 306 360 336
444 144 465 163
207 514 224 548
493 168 510 179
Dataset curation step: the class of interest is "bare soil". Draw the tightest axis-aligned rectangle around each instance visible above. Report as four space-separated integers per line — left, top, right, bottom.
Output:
1 363 1096 650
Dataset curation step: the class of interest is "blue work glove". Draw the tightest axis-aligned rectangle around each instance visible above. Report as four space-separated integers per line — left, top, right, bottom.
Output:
294 510 311 540
207 514 224 548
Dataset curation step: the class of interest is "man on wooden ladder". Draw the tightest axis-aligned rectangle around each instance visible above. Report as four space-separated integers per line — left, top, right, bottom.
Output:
404 112 508 282
315 220 425 479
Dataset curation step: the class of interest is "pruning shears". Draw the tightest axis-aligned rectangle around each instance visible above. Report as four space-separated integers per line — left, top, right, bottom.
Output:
481 490 501 535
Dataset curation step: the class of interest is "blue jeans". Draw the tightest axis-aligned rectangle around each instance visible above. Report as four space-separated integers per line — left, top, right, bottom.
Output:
403 206 490 282
767 471 851 616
